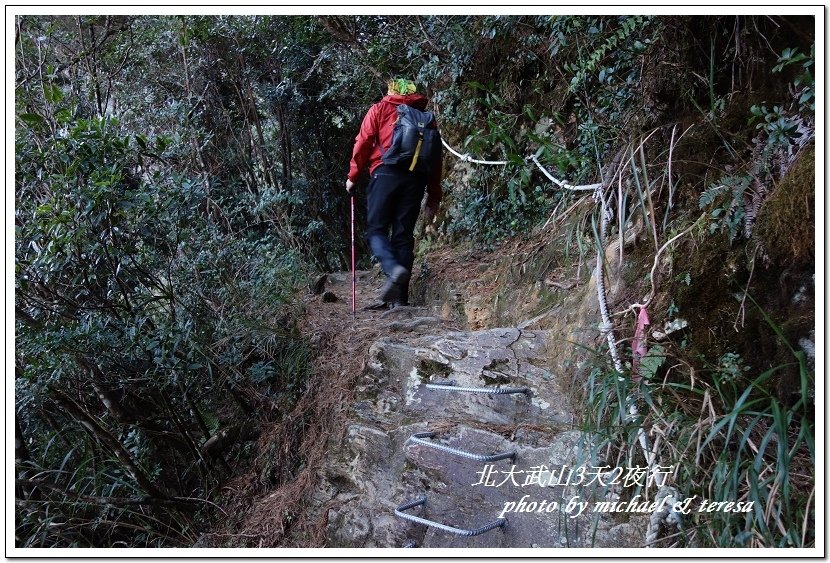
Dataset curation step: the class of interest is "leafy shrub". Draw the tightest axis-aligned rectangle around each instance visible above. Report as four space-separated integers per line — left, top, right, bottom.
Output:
15 111 307 547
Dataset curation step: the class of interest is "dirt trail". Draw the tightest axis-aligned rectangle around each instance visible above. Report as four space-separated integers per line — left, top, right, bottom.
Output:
227 268 452 546
266 269 649 549
216 242 653 550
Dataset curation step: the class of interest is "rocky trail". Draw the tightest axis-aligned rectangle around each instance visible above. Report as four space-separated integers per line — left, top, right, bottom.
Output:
296 267 649 549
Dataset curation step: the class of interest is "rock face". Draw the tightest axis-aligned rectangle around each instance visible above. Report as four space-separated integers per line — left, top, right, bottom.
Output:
311 325 648 549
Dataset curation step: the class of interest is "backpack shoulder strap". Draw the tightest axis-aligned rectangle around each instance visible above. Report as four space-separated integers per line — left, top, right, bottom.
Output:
378 104 405 157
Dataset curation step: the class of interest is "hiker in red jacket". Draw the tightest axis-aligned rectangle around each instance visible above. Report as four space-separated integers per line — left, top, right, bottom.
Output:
346 79 443 307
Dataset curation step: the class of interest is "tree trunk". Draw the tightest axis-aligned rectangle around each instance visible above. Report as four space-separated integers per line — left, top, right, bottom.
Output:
241 63 277 190
15 417 30 465
201 423 261 458
54 390 166 499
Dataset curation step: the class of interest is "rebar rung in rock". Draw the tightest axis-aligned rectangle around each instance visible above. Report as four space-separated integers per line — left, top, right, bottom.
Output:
409 431 516 462
395 496 507 537
425 380 530 395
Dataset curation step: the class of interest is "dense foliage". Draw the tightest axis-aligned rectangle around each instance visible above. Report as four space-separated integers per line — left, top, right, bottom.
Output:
15 14 814 548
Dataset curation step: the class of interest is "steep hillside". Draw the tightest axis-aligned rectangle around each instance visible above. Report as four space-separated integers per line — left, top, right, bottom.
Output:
214 139 815 547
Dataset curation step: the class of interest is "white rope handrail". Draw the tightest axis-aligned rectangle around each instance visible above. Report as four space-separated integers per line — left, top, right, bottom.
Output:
441 138 508 165
440 139 602 193
595 157 680 547
528 154 602 192
437 131 682 546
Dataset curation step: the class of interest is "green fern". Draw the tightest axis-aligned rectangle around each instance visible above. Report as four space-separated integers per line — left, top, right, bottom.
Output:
698 183 728 208
699 175 752 241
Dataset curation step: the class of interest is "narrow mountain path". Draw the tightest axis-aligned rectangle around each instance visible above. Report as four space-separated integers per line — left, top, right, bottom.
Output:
294 269 649 549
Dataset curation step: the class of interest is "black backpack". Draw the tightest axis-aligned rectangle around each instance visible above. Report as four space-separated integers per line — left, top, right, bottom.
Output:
380 104 442 175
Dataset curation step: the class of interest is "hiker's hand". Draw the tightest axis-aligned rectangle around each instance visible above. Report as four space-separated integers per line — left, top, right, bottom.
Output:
345 178 355 194
423 204 436 224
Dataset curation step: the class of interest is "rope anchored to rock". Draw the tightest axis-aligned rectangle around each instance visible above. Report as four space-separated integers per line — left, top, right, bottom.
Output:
441 139 602 193
645 485 681 547
441 138 508 165
596 150 682 548
528 154 602 192
395 135 688 548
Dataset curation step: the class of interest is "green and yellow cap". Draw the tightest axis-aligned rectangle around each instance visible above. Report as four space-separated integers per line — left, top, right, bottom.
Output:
387 78 417 95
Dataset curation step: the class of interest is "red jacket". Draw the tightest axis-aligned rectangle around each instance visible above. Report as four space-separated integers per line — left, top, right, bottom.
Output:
348 93 443 210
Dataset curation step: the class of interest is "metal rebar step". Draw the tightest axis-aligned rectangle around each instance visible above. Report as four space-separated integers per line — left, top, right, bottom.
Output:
408 431 516 462
395 495 507 537
424 380 530 396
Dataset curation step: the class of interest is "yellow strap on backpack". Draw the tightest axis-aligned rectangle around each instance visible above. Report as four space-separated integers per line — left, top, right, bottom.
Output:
409 136 423 171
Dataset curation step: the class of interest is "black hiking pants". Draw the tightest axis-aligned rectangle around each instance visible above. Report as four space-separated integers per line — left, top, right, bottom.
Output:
365 165 426 304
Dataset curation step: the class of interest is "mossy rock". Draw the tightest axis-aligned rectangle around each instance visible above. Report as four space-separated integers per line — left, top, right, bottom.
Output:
755 146 815 269
417 358 451 382
672 230 745 364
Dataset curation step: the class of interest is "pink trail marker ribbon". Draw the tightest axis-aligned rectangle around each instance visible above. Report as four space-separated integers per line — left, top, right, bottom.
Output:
632 306 650 383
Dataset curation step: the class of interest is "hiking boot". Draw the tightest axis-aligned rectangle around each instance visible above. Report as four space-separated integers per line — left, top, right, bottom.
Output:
363 300 391 311
379 265 409 304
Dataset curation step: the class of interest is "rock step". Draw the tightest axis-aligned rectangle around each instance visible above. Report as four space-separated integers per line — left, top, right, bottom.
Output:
319 422 646 548
355 328 574 429
314 324 648 548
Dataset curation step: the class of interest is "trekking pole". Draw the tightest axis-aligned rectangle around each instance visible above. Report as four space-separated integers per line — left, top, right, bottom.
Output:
350 193 356 317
